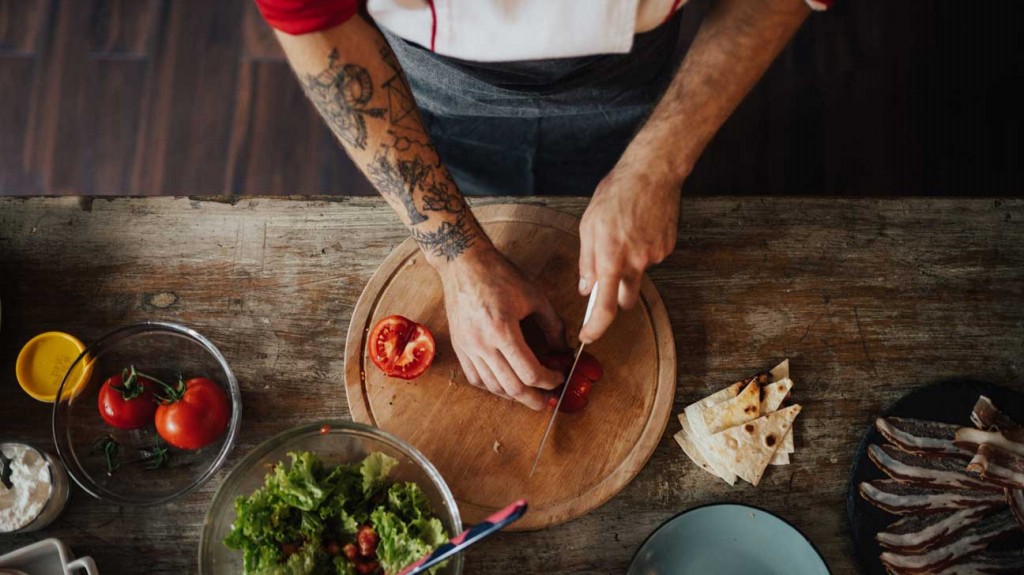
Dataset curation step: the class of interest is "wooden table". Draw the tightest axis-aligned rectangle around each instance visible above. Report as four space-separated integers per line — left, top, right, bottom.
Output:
1 196 1022 574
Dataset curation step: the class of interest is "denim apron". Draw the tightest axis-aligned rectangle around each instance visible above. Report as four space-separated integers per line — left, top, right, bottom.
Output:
380 14 682 196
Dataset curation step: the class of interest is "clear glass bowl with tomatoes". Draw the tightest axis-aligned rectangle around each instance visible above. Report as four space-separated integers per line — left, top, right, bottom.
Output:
52 322 242 505
198 421 463 575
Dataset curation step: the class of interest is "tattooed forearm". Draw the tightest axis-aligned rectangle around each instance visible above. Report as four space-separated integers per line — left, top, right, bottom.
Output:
303 48 385 150
300 39 478 260
365 148 429 224
410 214 477 261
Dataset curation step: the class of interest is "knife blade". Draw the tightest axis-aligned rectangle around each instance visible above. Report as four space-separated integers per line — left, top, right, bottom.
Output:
529 282 600 477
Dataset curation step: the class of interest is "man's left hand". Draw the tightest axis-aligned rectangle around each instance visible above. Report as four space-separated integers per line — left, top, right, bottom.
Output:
577 162 680 344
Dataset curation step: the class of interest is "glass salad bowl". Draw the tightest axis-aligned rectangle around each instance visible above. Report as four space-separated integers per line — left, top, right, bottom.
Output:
199 421 463 575
52 322 242 505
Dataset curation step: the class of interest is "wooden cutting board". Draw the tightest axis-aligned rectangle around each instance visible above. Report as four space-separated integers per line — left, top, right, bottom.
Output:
344 204 676 530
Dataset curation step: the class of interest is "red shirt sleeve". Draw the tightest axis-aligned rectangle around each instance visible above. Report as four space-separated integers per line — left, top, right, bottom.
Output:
254 0 361 35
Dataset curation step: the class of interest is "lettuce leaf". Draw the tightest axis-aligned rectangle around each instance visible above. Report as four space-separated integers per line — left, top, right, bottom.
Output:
224 451 446 575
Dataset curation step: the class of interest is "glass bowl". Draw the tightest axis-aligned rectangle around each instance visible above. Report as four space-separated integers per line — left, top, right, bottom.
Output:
51 322 242 506
199 421 464 575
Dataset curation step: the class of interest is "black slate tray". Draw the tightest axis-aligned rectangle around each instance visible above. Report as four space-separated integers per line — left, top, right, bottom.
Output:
846 379 1024 575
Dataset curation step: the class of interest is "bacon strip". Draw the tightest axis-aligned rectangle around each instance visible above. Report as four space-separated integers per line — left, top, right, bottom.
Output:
876 417 968 456
859 479 1006 515
879 510 1017 574
971 396 1022 439
868 444 1000 491
876 507 992 553
930 550 1024 575
966 444 1024 490
1010 488 1024 528
955 427 1024 459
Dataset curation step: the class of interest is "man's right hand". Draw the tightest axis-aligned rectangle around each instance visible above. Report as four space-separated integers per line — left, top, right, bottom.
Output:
438 247 567 411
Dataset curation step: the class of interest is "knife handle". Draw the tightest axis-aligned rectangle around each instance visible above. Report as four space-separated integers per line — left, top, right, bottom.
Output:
582 281 599 327
396 500 528 575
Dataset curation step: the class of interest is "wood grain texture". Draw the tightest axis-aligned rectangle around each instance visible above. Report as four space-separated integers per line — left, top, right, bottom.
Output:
1 196 1023 575
344 204 676 530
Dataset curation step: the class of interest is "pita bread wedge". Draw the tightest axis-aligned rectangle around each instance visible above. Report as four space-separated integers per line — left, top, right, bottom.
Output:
770 359 789 381
761 377 795 463
683 382 743 484
674 423 716 475
708 405 802 486
760 378 793 414
703 380 761 434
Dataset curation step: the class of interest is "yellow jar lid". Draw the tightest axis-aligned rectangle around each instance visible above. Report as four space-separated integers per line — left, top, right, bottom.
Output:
16 332 91 402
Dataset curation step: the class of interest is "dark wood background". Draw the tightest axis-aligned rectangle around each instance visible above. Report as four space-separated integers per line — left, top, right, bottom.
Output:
1 0 1022 197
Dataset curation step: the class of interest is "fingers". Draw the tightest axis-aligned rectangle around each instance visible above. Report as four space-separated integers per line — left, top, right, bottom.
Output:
579 273 621 344
617 272 642 310
528 290 567 351
474 358 511 401
578 231 596 297
458 349 482 387
486 352 549 411
501 329 562 391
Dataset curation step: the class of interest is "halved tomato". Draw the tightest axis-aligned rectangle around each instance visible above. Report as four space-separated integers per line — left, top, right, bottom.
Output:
368 315 436 380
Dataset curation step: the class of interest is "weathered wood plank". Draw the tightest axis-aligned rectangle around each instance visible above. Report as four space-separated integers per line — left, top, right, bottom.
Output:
0 197 1022 574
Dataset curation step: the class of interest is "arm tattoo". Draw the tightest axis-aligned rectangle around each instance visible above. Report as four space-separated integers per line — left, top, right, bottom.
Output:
365 148 430 225
302 48 385 150
304 41 478 260
410 213 477 261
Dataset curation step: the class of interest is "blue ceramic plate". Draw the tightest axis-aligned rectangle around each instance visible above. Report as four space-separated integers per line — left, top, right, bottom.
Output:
628 503 830 575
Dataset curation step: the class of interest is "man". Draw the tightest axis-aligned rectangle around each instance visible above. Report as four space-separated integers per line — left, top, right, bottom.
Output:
256 0 829 410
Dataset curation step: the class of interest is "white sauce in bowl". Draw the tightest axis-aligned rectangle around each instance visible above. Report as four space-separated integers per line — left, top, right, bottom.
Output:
0 443 53 533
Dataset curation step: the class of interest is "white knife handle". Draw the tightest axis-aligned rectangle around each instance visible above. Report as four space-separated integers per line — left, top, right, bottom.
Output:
582 282 599 327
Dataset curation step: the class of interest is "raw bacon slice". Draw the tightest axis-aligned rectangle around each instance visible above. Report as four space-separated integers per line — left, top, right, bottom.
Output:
876 507 991 553
1010 488 1024 528
868 444 1001 491
955 428 1024 459
930 550 1024 575
971 396 1022 439
876 417 968 456
966 444 1024 490
859 479 1006 515
879 510 1017 574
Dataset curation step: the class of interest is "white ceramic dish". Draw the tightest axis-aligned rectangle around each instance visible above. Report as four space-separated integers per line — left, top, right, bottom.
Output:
0 539 97 575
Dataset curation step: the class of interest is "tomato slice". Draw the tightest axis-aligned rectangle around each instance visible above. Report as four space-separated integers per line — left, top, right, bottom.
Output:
368 315 436 380
574 351 604 382
540 350 603 413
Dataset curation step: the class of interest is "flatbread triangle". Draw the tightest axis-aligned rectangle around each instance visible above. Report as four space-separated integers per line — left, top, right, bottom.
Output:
703 380 761 434
708 405 801 486
682 382 743 484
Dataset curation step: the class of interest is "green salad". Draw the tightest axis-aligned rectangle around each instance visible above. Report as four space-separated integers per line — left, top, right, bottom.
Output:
224 451 449 575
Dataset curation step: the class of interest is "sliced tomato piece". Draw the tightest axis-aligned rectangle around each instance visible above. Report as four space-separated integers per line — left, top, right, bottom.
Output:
574 351 604 382
368 315 436 380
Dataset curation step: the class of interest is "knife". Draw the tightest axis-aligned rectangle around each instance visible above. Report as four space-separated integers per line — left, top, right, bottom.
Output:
529 282 600 477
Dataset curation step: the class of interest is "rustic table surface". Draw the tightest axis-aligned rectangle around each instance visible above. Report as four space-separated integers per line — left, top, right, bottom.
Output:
1 196 1022 574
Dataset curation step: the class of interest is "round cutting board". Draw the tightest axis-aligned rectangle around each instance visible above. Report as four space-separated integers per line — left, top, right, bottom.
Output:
345 204 676 530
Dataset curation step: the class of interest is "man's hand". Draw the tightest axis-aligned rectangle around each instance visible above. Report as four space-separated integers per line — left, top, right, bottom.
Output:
439 248 566 410
578 160 680 344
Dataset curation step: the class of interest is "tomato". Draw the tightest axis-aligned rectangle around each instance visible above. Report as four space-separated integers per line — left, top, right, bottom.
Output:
154 377 230 450
541 351 604 414
367 315 436 380
574 351 604 382
97 368 159 430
